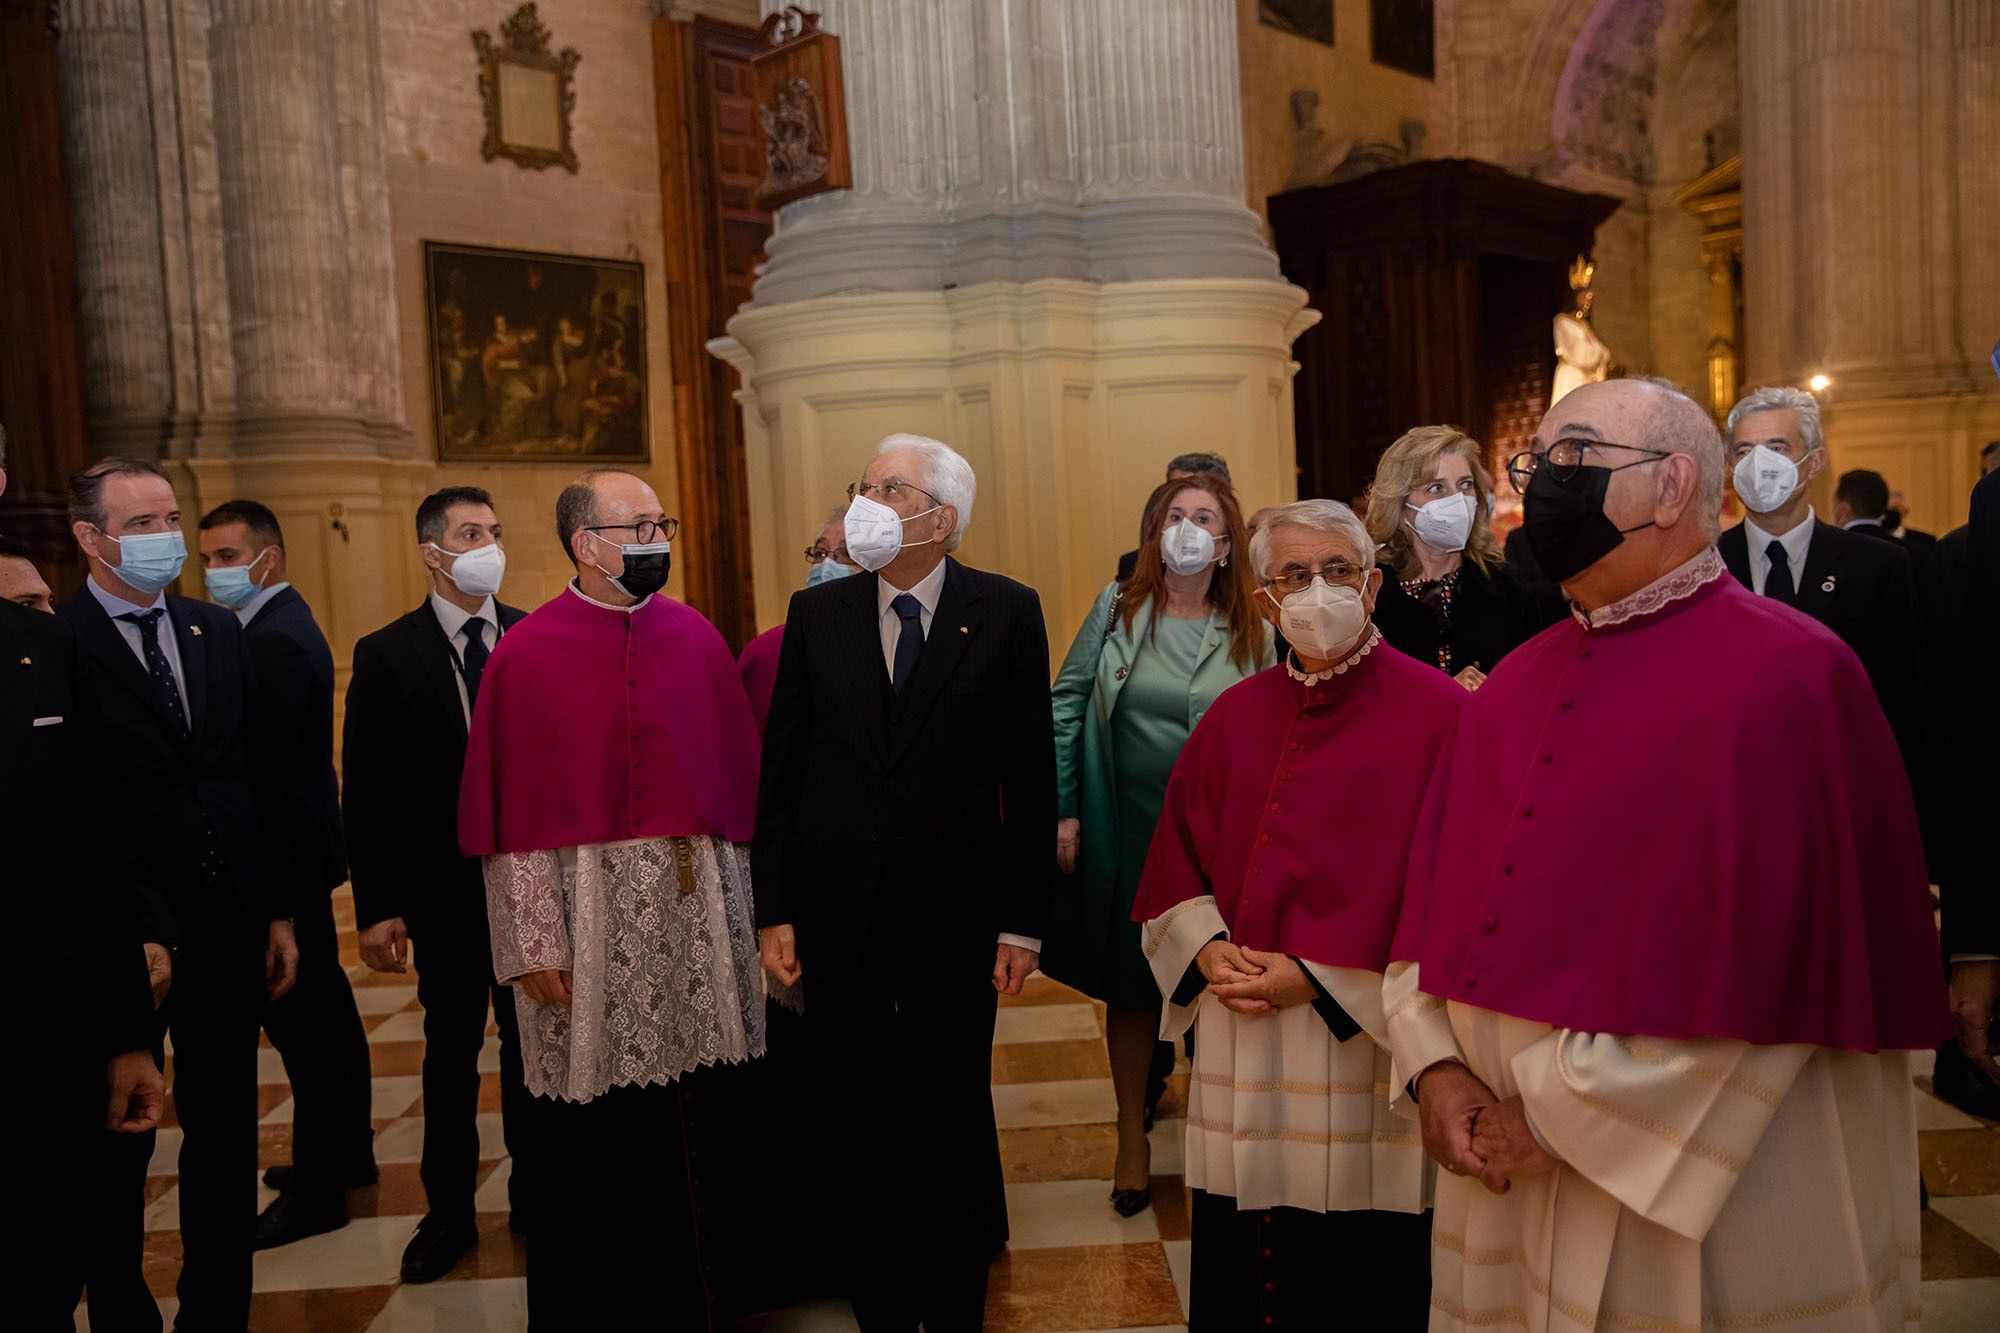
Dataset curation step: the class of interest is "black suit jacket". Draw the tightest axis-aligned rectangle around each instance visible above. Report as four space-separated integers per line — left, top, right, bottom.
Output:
1852 518 1939 577
1371 557 1559 676
753 558 1057 983
1943 471 2000 956
57 587 289 946
342 599 527 933
244 587 346 897
1719 517 1924 786
1 601 157 1058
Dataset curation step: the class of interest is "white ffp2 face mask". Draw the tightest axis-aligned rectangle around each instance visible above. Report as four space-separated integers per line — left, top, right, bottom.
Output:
1269 577 1369 660
1159 518 1218 576
1732 445 1804 514
430 541 506 598
1406 492 1476 553
843 493 941 573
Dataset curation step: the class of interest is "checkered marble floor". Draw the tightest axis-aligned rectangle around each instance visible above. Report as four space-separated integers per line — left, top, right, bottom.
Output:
92 888 2000 1331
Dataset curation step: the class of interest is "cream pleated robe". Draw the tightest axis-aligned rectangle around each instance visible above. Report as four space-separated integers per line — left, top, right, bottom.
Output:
1383 962 1923 1332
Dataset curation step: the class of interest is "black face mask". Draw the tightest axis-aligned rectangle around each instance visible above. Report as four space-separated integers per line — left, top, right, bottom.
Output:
1522 464 1655 584
609 548 671 600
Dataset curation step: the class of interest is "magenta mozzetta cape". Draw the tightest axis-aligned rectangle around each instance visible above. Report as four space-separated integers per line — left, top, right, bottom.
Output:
1132 639 1468 970
459 586 761 856
1391 562 1949 1051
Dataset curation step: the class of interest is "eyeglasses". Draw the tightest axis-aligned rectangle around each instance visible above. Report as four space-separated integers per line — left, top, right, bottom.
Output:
804 545 852 564
583 517 679 545
1506 438 1670 493
847 477 940 508
1262 560 1365 597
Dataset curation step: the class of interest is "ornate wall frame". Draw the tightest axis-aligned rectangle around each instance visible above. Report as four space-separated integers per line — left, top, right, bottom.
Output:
472 4 581 173
751 7 850 210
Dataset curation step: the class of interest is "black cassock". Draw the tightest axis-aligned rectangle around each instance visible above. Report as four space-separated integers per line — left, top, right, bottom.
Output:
1188 1191 1431 1331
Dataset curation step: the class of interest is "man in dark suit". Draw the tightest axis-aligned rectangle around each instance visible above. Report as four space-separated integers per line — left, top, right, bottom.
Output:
755 434 1056 1331
344 486 532 1283
1115 452 1232 582
2 442 166 1327
1837 468 1938 573
58 457 298 1331
1721 389 1923 778
1946 467 2000 1096
196 499 375 1248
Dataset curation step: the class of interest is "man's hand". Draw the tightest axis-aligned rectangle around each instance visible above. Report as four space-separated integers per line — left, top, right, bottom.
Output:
106 1050 165 1133
520 968 574 1006
1195 939 1268 1014
993 943 1039 997
1416 1060 1497 1180
359 917 410 975
1469 1095 1558 1194
1453 665 1487 692
1209 947 1316 1013
265 919 299 1001
1056 818 1081 875
1950 960 2000 1082
760 925 802 987
143 943 173 1009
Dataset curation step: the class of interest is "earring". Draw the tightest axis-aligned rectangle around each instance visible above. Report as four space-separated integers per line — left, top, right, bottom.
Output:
1219 557 1228 567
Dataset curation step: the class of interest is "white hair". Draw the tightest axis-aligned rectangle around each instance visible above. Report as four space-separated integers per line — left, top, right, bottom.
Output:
1727 384 1823 454
1248 499 1376 581
874 433 976 551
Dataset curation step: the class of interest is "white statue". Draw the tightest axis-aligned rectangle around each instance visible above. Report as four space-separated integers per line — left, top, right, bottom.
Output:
1551 257 1612 406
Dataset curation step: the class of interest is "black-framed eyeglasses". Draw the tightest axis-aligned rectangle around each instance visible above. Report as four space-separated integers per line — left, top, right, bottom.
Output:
584 517 679 545
1506 439 1670 494
847 477 940 508
1262 560 1365 597
804 545 852 564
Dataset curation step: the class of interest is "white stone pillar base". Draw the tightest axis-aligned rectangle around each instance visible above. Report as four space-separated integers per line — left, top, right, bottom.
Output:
711 278 1318 647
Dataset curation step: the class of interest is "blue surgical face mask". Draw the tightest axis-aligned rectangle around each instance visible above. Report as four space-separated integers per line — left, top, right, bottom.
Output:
203 547 275 611
103 529 187 595
806 558 857 588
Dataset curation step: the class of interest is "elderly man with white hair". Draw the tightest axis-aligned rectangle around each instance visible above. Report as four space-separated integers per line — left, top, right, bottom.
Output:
1133 498 1467 1330
752 434 1056 1330
1387 378 1947 1331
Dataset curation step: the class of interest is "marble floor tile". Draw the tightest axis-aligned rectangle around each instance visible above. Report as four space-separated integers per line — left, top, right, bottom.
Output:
993 1079 1119 1129
473 1158 514 1215
1921 1276 2000 1331
1000 1123 1116 1183
354 985 421 1016
253 1215 415 1292
1921 1207 2000 1280
370 1116 426 1165
1923 1129 2000 1197
366 1010 430 1044
476 1037 504 1074
433 1213 528 1282
742 1297 862 1331
263 1075 424 1125
257 1046 289 1084
1917 1090 1987 1133
475 1111 510 1159
144 1183 180 1233
1930 1195 2000 1255
349 1163 430 1221
1148 1118 1184 1176
1005 975 1098 1008
1162 1237 1191 1315
147 1127 184 1177
994 1004 1104 1045
993 1037 1113 1085
369 1041 427 1077
1150 1176 1192 1243
368 1276 526 1332
1004 1179 1162 1250
986 1242 1184 1332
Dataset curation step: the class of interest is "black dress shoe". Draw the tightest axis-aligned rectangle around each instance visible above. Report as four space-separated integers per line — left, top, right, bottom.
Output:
262 1156 379 1192
1110 1184 1153 1218
253 1190 349 1250
400 1214 479 1284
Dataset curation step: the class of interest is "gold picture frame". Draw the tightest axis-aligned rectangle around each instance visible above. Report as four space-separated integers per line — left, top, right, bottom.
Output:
472 4 580 174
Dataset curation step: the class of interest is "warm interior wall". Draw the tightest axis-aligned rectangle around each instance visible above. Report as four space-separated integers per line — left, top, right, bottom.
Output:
1645 4 1738 399
381 0 678 613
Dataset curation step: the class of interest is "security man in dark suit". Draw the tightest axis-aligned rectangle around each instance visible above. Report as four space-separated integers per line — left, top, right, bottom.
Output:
1720 389 1923 780
1945 467 2000 1103
755 435 1056 1331
197 499 375 1249
343 486 532 1283
1836 468 1938 574
57 457 297 1331
2 442 166 1329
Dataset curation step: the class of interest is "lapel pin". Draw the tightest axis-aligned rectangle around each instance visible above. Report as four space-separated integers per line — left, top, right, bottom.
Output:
1820 576 1836 593
1115 666 1129 680
189 624 203 637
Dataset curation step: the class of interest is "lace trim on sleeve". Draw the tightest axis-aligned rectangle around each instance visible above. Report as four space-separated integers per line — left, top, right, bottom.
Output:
483 850 571 983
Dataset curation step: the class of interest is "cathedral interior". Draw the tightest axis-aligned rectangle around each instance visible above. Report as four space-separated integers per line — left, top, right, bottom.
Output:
1 1 1994 1329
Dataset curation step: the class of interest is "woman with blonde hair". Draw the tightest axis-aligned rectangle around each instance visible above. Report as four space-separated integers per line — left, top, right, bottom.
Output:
1363 425 1554 689
1045 474 1274 1216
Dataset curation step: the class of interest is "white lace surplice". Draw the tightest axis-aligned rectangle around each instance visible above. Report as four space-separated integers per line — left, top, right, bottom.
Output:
484 835 766 1102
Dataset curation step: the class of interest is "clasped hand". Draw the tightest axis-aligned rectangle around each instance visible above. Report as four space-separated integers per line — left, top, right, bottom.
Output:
1415 1062 1557 1193
1198 941 1314 1014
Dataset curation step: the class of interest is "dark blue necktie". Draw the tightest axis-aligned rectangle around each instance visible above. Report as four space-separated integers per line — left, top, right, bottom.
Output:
890 594 924 695
459 620 491 709
117 609 188 736
1764 540 1795 604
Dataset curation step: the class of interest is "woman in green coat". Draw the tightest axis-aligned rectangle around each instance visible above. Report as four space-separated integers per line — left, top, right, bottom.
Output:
1044 476 1274 1216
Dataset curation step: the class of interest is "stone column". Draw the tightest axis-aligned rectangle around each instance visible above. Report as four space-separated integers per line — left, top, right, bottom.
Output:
1739 0 1999 528
55 0 175 453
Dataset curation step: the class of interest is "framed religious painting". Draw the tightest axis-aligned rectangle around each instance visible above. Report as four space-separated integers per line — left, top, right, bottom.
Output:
472 3 581 172
423 242 649 464
1370 0 1436 80
1259 0 1334 46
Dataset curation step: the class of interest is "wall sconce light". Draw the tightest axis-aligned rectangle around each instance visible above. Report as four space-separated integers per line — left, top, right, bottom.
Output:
1807 373 1832 393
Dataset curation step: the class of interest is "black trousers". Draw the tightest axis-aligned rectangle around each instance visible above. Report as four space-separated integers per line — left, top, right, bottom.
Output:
91 893 264 1331
1188 1190 1431 1332
525 1084 708 1331
262 884 374 1195
808 975 1004 1333
412 918 529 1226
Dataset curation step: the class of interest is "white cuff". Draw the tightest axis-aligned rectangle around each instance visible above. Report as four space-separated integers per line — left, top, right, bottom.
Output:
998 933 1043 953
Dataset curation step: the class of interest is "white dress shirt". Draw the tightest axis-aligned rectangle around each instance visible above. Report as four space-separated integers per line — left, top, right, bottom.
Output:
234 580 290 626
1744 507 1815 597
429 589 501 724
88 574 191 716
875 560 1041 955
